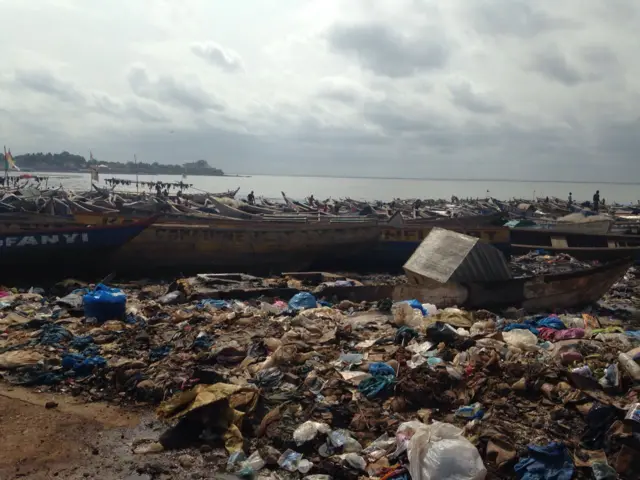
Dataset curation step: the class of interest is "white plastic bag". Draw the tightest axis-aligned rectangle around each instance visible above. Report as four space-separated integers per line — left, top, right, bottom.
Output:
392 302 424 328
408 421 486 480
502 330 538 350
293 421 331 445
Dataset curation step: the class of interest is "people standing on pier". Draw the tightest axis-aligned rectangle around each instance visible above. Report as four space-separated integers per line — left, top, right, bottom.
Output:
593 190 600 213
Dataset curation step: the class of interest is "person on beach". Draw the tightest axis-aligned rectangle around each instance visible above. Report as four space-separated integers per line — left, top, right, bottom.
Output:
568 192 573 207
593 190 600 212
247 191 255 205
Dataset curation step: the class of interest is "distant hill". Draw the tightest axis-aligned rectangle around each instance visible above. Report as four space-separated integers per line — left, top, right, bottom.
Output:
12 152 224 176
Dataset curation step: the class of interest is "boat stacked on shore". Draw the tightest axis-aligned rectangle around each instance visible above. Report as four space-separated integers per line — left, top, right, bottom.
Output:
1 185 640 277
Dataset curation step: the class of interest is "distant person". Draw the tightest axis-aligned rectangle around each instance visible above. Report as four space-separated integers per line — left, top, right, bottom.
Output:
568 192 573 206
247 191 255 205
163 188 169 197
593 190 600 213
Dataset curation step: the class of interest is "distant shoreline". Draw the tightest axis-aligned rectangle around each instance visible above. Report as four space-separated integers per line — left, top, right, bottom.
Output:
10 170 637 185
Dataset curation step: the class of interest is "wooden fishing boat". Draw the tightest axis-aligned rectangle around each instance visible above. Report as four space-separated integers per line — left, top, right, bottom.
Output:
0 217 155 278
41 212 379 274
343 220 511 272
509 228 640 262
314 257 632 311
168 258 631 313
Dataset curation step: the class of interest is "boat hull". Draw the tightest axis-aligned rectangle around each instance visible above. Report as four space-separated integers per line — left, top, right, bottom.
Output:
510 228 640 263
313 258 631 312
0 219 153 279
102 221 380 275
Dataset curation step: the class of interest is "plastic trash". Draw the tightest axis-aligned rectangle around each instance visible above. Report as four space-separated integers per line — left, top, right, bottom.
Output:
425 322 460 345
288 292 317 311
407 421 487 480
358 362 396 398
422 303 438 316
61 353 107 376
404 299 427 315
293 421 331 445
455 403 484 420
618 352 640 382
392 301 424 328
278 449 305 472
592 462 617 480
514 442 574 480
339 453 366 471
83 284 127 323
198 298 229 310
395 325 419 345
503 329 538 350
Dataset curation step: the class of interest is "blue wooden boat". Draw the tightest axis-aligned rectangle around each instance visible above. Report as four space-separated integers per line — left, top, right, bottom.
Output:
0 217 155 278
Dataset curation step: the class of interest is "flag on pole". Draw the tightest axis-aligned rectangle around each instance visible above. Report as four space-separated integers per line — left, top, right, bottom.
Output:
4 149 19 171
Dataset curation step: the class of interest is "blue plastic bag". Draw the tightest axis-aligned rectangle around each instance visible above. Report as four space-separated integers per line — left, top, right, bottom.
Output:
404 299 427 315
358 362 396 398
61 353 107 376
83 284 127 323
514 442 574 480
288 292 317 311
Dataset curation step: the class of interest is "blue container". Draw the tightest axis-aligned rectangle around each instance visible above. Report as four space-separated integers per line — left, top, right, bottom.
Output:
83 283 127 322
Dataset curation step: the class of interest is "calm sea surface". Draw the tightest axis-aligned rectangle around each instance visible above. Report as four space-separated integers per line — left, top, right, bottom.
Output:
30 172 640 205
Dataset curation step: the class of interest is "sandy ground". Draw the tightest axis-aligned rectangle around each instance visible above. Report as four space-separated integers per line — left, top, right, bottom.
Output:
0 386 227 480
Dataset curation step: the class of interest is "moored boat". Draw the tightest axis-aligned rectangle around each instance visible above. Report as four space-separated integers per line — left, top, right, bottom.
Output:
0 217 155 279
509 228 640 263
313 258 631 312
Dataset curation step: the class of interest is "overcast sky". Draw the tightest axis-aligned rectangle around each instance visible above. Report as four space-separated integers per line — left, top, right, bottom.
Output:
0 0 639 181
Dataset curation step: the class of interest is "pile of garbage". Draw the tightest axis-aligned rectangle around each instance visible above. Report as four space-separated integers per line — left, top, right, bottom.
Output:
1 268 640 479
510 251 601 277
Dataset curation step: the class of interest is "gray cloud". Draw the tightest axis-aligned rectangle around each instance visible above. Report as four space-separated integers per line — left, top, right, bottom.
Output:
532 48 584 86
327 23 449 77
191 42 244 73
449 81 504 114
1 0 639 184
470 0 577 37
92 93 167 123
315 77 374 104
127 66 224 112
13 69 85 103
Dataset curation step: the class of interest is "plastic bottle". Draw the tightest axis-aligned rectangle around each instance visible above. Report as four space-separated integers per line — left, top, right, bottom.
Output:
618 353 640 382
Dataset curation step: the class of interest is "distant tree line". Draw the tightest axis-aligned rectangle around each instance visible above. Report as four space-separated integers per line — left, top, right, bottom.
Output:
12 152 224 176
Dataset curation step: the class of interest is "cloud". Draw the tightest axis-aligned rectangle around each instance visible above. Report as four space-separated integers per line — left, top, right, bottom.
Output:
449 81 504 114
531 48 584 86
127 65 224 112
13 69 85 103
0 0 639 183
91 92 168 123
191 42 244 73
326 22 450 77
470 0 577 37
315 77 377 104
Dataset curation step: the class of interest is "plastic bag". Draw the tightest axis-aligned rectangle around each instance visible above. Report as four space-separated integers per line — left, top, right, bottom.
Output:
83 284 126 322
408 421 486 480
393 302 425 328
293 421 331 445
288 292 317 311
503 329 538 350
426 322 460 345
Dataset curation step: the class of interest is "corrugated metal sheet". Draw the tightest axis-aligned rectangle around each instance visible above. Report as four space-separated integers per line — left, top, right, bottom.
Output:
403 227 512 284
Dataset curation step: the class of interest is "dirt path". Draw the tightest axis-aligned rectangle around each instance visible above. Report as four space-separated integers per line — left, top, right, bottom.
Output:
0 386 152 479
0 386 233 479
